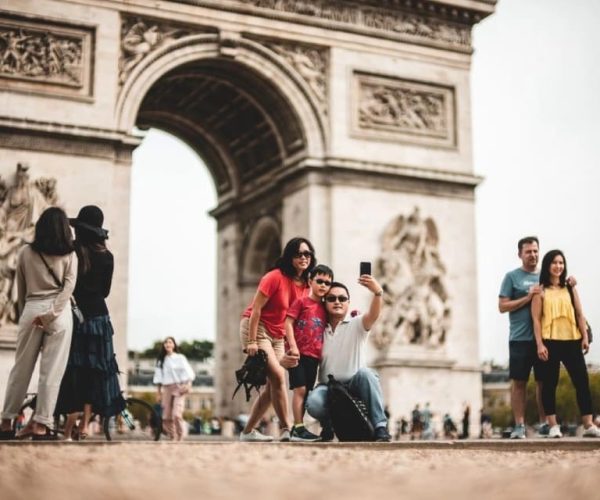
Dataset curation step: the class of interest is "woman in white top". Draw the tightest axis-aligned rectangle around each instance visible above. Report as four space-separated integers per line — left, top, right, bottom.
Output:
153 337 195 441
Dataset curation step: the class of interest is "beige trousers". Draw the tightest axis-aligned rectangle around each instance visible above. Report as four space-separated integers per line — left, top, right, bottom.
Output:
161 383 189 441
1 297 73 426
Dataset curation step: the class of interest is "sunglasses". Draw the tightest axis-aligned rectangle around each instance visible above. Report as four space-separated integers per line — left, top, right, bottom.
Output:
294 251 313 259
325 295 349 303
315 279 332 286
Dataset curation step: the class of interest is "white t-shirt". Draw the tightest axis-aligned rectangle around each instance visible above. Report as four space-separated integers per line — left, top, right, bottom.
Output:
153 353 195 385
318 315 369 383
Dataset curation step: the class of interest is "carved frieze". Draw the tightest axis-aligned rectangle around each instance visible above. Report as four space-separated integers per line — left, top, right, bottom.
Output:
0 14 93 99
372 207 451 352
265 41 328 104
353 72 456 148
179 0 473 51
0 163 59 330
119 17 192 85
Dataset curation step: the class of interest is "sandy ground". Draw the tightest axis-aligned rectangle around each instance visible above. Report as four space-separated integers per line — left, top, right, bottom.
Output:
0 442 598 500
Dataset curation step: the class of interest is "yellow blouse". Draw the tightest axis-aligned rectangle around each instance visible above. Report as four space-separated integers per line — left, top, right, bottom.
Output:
541 287 581 341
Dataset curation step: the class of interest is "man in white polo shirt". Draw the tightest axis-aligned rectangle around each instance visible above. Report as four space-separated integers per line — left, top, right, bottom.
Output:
305 275 391 442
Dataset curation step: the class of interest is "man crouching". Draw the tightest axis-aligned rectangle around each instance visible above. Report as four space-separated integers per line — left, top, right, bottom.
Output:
305 275 391 442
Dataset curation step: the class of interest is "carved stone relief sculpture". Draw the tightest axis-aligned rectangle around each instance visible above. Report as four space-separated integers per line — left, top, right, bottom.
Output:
0 14 93 98
230 0 472 51
0 163 58 328
119 17 191 85
372 207 451 352
266 41 328 105
353 72 455 148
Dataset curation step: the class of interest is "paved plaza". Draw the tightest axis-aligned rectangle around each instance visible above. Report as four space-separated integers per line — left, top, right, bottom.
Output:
1 440 598 500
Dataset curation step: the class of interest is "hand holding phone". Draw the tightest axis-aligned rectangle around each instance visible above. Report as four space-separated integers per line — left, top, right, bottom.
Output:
360 261 371 276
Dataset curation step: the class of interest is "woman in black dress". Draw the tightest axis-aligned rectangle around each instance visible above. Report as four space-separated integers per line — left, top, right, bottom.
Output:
56 205 125 439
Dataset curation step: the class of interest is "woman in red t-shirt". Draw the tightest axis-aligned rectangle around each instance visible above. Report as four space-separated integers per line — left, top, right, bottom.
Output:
239 237 316 442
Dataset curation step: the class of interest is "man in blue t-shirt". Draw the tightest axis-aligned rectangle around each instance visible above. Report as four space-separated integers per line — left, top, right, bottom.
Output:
498 236 545 439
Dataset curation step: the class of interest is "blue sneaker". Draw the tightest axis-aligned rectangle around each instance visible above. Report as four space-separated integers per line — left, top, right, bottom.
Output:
510 424 526 439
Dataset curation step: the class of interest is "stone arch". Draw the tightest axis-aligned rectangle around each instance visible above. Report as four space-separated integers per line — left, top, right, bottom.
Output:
116 34 327 200
240 216 282 286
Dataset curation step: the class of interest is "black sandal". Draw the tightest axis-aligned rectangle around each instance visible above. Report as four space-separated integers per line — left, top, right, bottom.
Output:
32 429 59 441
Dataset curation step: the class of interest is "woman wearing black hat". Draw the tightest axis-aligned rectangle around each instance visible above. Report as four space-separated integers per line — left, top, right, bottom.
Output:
55 205 126 440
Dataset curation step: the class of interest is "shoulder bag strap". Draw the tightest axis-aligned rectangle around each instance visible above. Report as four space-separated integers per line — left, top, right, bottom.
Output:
37 251 63 289
37 250 80 308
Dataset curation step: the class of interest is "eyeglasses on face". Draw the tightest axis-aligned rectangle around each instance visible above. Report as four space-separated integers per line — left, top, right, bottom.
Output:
315 278 332 286
293 251 313 259
325 295 349 303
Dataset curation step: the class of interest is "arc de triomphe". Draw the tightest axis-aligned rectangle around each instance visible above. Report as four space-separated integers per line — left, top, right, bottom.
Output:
0 0 496 430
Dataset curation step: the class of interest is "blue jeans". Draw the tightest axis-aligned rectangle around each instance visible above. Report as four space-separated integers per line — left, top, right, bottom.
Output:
305 367 388 429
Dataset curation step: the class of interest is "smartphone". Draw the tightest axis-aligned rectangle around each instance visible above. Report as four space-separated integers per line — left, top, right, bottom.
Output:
360 261 371 276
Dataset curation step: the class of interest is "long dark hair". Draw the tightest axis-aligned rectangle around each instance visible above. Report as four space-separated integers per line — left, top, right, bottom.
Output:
274 237 316 282
30 207 74 256
74 226 107 276
539 249 567 287
156 336 179 368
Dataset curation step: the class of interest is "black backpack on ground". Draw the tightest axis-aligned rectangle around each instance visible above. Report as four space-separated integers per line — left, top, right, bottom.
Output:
326 374 375 441
232 349 268 402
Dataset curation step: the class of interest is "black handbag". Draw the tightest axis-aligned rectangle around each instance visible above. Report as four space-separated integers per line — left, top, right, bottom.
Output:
37 251 84 325
566 285 592 343
232 349 268 402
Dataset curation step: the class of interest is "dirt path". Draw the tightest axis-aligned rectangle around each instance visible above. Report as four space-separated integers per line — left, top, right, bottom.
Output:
1 442 598 500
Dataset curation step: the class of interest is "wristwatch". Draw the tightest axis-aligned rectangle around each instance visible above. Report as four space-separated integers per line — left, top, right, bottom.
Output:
374 289 383 296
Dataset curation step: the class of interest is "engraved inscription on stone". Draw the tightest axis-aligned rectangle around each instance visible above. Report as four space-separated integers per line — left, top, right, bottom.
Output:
266 41 328 104
0 14 93 98
0 163 58 328
119 17 191 85
353 72 456 148
372 207 451 352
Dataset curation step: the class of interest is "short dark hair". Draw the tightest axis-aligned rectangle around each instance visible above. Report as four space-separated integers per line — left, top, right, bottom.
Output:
31 207 74 256
274 237 316 282
327 281 350 300
309 264 333 280
518 236 539 252
539 249 567 288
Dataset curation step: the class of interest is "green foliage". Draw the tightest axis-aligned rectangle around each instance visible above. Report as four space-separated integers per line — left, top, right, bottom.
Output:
525 369 600 424
134 339 214 361
488 402 513 428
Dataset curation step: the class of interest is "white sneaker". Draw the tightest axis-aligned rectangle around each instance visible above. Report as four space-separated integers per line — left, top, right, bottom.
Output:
548 425 563 438
279 429 291 442
582 425 600 438
239 429 273 442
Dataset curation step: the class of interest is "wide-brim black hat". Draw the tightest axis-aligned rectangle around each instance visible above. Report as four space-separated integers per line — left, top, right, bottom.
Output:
69 205 109 240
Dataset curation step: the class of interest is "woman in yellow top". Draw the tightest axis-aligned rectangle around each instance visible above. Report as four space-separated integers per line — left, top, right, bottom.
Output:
532 249 600 438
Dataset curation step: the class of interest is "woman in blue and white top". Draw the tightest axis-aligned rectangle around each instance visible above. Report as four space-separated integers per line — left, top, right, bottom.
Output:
153 337 195 441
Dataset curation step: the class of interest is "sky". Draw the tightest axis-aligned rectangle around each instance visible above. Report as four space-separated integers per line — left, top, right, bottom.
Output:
128 0 600 363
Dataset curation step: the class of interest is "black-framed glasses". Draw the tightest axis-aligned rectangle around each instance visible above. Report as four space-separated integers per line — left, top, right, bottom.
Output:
294 251 313 259
325 295 349 303
315 279 332 286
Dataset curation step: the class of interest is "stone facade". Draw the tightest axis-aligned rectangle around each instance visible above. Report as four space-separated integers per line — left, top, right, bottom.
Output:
0 0 496 435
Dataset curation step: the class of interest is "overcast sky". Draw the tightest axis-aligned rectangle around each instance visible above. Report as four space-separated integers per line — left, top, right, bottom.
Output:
128 0 600 363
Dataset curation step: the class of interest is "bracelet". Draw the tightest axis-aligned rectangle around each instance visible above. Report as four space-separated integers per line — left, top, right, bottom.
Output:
247 340 258 345
374 289 383 296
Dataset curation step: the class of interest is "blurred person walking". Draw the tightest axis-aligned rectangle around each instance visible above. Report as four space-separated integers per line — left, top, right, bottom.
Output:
153 336 195 441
